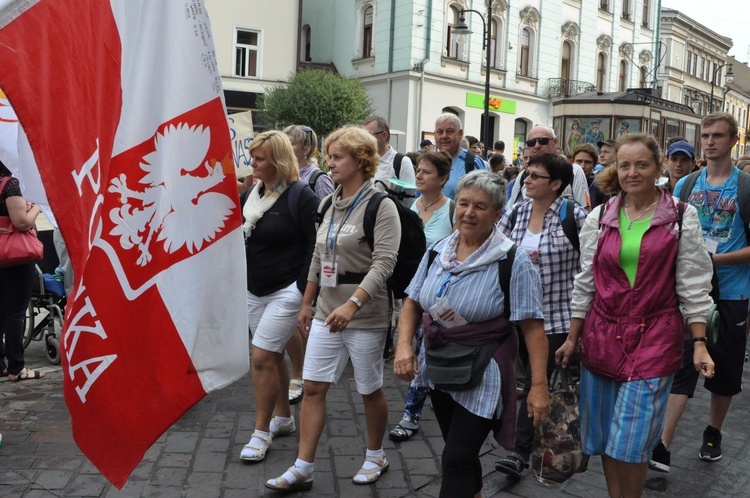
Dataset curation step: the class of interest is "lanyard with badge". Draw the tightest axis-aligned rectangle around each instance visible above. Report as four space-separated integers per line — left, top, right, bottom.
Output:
702 171 729 254
320 189 367 287
428 264 468 328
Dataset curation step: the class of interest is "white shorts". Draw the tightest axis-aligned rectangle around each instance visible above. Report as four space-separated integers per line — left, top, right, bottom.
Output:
303 318 387 395
247 282 302 353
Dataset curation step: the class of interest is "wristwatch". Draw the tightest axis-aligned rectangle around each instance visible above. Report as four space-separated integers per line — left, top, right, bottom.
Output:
349 296 363 310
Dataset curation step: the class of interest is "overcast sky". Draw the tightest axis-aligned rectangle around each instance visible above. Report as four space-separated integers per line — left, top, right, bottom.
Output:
661 1 750 62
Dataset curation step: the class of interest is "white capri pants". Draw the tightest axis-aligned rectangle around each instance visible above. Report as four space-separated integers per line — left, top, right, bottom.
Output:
247 282 302 353
303 318 387 395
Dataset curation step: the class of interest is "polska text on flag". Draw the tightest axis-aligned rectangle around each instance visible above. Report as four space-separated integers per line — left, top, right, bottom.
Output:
0 0 249 488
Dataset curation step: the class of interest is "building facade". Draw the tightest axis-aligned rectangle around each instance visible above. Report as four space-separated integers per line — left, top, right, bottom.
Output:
656 8 733 117
302 0 658 153
205 0 301 118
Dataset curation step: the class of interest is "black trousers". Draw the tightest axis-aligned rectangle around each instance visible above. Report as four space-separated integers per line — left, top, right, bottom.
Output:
431 388 495 498
0 263 35 375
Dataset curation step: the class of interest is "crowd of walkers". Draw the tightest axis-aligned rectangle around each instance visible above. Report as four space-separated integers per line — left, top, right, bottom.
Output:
233 111 749 497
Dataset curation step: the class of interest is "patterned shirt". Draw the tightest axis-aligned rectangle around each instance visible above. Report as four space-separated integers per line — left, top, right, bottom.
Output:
498 197 587 335
406 230 544 419
299 164 335 199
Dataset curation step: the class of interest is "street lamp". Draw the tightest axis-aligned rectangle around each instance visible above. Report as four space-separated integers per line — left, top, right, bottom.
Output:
709 63 734 113
451 4 492 152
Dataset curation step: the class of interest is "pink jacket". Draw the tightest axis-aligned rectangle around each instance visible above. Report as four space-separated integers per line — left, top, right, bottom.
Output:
580 190 695 381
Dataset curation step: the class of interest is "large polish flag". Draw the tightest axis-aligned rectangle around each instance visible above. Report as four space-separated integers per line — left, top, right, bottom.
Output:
0 0 249 488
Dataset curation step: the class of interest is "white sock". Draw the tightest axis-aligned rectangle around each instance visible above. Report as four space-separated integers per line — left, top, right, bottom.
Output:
277 459 314 485
270 415 293 434
362 448 384 469
242 430 270 459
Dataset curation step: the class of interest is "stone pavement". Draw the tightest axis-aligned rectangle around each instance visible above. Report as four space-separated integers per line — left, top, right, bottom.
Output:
1 338 750 497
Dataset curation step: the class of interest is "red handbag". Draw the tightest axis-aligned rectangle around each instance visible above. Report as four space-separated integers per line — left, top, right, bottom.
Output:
0 177 44 267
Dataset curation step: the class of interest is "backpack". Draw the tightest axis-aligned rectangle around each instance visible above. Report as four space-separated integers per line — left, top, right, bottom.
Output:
393 152 404 179
316 182 427 300
509 198 580 253
678 169 750 245
464 151 476 175
307 169 325 192
426 243 516 317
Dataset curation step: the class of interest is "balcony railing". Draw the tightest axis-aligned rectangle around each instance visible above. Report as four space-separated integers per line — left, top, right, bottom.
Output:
548 78 597 98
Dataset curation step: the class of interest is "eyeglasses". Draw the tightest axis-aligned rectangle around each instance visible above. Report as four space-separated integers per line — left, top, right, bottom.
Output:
525 137 553 147
301 125 313 132
525 172 551 181
371 130 387 136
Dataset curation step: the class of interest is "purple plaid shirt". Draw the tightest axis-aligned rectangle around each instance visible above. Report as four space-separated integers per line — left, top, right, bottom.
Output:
498 197 587 334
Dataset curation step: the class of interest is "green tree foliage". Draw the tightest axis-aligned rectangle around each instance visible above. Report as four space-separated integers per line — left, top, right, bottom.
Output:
258 69 374 140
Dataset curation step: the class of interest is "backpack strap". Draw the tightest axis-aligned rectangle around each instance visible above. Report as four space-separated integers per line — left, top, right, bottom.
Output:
286 181 307 232
678 171 701 203
497 245 516 318
448 199 455 229
427 243 515 318
393 152 404 179
513 170 529 205
560 198 580 253
308 169 324 192
464 151 476 175
315 195 334 228
737 170 750 246
362 191 388 250
509 203 522 232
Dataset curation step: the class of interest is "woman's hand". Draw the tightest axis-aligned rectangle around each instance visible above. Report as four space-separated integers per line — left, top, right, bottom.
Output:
693 343 716 379
324 301 357 333
297 306 313 339
554 338 577 367
526 384 550 427
394 343 418 382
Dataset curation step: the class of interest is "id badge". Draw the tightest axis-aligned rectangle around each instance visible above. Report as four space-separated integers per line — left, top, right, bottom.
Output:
320 254 338 287
704 237 718 254
429 299 468 328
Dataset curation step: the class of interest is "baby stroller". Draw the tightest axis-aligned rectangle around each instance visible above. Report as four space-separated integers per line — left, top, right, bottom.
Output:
23 265 65 365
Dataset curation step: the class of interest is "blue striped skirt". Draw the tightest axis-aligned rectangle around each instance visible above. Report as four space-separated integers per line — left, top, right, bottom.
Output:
579 365 674 463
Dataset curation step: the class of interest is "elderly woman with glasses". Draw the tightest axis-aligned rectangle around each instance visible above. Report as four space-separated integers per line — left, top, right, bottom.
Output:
239 131 319 463
395 170 550 498
495 153 588 478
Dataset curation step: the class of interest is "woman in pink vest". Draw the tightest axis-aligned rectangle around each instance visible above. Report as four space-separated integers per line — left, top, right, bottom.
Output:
556 134 715 498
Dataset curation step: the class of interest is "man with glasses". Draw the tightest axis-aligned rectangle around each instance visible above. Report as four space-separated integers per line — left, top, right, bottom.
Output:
433 113 487 199
508 125 590 209
363 116 416 207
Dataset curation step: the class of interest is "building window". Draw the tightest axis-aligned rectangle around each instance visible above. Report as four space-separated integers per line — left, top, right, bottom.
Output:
642 0 649 26
599 0 610 12
687 51 692 75
362 6 373 58
622 0 631 20
701 57 706 81
619 59 628 91
489 18 504 68
302 25 311 62
445 5 466 60
692 53 697 75
234 29 260 78
514 118 528 146
520 28 531 76
561 41 572 82
640 65 648 87
597 53 607 91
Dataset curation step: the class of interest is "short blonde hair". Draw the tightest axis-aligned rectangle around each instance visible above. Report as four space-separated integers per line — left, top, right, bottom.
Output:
282 125 318 159
249 130 300 185
324 126 379 180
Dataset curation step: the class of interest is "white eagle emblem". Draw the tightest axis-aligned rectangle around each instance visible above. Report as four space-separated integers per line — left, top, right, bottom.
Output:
108 123 234 266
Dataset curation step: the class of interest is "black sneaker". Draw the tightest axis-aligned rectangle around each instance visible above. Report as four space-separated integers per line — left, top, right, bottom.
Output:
648 441 671 472
699 425 723 461
495 451 528 479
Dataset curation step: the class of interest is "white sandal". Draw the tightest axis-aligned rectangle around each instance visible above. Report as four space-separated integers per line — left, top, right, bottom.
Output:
289 378 304 404
353 455 389 484
265 466 314 491
240 431 272 462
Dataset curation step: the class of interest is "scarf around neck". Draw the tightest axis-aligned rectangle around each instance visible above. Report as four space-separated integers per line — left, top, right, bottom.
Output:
242 180 288 238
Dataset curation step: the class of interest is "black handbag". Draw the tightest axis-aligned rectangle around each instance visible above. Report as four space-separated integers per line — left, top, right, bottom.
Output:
425 340 499 391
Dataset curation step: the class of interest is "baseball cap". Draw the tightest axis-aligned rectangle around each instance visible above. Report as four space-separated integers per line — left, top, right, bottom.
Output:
597 139 616 149
667 141 696 159
420 139 434 147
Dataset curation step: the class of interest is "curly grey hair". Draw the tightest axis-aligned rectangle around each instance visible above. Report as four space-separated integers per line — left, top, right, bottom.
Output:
455 170 508 212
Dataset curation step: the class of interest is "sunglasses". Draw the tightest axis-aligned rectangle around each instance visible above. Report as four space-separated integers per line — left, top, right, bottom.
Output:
525 137 553 147
525 172 551 181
